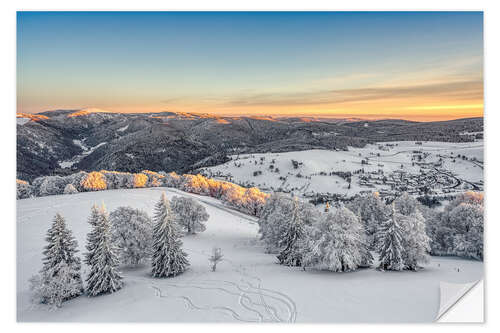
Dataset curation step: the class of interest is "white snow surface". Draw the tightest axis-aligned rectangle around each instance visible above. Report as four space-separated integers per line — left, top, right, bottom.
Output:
17 187 483 322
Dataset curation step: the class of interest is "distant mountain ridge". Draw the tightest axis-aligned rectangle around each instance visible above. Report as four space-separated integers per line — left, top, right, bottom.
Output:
16 109 483 182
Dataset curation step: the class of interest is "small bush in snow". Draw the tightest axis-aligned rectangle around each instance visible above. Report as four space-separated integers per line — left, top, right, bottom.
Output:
208 247 223 272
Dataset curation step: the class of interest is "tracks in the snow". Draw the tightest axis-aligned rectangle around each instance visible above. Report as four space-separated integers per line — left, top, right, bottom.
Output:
151 277 297 323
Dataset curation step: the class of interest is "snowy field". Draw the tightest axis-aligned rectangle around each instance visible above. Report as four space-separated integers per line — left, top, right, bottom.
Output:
202 141 483 198
17 187 483 322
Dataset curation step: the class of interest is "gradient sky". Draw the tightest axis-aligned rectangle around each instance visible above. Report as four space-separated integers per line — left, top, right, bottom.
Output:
17 11 483 120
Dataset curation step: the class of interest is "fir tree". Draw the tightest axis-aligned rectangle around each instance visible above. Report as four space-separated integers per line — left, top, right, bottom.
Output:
30 213 83 307
277 197 304 266
151 193 189 277
85 204 123 296
376 205 406 271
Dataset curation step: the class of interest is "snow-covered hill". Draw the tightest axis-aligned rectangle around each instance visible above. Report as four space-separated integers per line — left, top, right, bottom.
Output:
201 141 483 199
17 187 483 322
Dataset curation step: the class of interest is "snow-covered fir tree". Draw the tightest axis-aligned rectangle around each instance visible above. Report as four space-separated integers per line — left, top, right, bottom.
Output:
151 193 189 278
170 196 209 234
30 213 83 307
302 206 373 272
110 206 153 266
85 204 123 296
277 197 305 266
376 205 406 271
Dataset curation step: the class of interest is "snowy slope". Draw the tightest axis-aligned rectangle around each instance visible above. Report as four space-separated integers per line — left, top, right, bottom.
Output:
17 187 483 322
202 141 483 198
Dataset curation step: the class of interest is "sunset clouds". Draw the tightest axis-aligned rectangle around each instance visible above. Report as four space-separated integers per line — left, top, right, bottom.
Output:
17 11 483 121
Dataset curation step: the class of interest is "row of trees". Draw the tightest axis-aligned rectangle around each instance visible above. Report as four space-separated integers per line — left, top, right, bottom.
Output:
30 193 206 308
259 191 483 273
17 170 269 218
346 191 483 261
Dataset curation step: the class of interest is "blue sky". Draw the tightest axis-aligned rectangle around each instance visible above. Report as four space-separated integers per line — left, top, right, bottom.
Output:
17 11 483 120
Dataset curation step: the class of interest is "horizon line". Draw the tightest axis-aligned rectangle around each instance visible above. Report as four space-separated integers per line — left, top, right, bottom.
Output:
17 109 484 123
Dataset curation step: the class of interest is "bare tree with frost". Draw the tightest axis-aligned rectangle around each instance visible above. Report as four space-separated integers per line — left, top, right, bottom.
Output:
171 196 209 234
110 206 153 266
302 206 373 272
208 247 224 272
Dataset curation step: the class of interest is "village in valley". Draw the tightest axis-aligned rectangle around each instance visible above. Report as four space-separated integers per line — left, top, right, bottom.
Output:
201 139 484 205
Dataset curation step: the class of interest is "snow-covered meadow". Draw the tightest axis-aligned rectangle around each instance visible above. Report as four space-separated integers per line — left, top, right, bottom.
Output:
17 187 483 322
202 141 483 198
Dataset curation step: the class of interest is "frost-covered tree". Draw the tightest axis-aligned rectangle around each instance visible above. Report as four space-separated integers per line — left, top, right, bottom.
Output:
85 205 123 296
259 192 318 253
170 196 209 234
302 206 373 272
65 171 89 192
151 193 189 277
241 187 269 217
277 197 305 267
400 209 431 270
448 203 483 260
427 192 484 260
347 193 388 248
80 171 108 191
30 213 83 307
393 192 420 216
63 183 78 195
110 206 153 266
258 192 291 253
376 205 406 271
17 179 33 199
208 247 224 272
32 176 67 196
